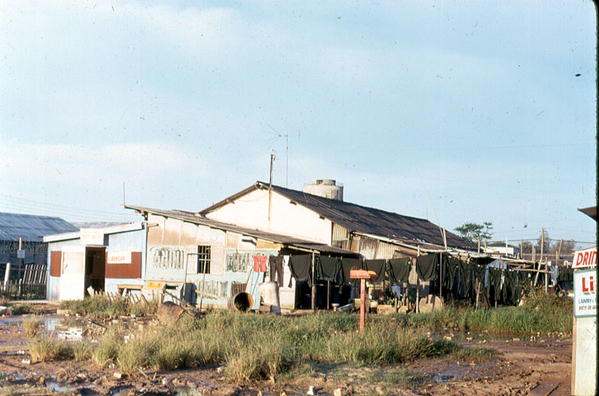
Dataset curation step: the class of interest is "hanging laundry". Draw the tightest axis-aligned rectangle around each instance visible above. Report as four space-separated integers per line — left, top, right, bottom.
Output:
458 260 474 298
341 258 362 285
253 255 267 273
416 254 439 281
388 258 412 284
288 255 312 287
488 268 503 301
269 255 284 285
364 259 386 284
317 256 340 283
443 255 460 291
503 270 519 305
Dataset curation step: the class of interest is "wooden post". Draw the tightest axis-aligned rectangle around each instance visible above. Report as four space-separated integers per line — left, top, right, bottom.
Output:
359 278 366 332
477 239 481 254
540 228 545 262
327 280 330 310
311 252 316 312
520 239 523 260
416 246 420 313
439 253 443 297
544 261 549 293
4 263 10 291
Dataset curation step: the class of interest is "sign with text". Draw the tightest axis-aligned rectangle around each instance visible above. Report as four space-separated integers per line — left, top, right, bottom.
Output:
107 251 131 264
573 247 597 269
574 269 596 317
80 228 104 246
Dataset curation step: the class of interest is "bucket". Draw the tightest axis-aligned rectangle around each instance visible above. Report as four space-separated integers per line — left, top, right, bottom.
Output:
228 292 253 312
259 282 281 314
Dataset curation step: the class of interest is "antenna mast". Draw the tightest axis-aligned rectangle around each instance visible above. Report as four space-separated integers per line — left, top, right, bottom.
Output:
266 123 300 187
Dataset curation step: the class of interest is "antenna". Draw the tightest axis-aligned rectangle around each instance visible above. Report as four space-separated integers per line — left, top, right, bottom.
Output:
266 123 300 188
122 182 126 206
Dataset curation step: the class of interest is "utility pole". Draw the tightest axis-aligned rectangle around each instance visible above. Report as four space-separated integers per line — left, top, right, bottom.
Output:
540 227 545 262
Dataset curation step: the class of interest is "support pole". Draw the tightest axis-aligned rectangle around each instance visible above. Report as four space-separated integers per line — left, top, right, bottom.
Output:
359 278 366 333
327 280 330 310
311 252 316 312
4 263 10 291
416 246 420 313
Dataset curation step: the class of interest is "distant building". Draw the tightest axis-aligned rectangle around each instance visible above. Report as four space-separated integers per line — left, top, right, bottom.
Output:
0 212 78 284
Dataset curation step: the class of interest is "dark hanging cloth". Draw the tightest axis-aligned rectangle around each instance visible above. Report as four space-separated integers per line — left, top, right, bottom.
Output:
558 266 573 282
443 255 460 290
388 258 412 284
317 256 340 283
503 270 519 305
269 256 284 286
288 255 311 287
416 254 439 281
458 260 473 298
341 258 363 285
488 268 503 301
364 259 386 284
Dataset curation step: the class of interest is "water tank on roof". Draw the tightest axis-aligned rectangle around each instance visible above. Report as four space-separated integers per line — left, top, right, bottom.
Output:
303 179 344 201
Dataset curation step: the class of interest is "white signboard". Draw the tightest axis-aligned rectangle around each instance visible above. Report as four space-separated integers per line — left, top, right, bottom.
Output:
574 269 596 317
80 228 104 246
573 247 597 269
107 251 131 264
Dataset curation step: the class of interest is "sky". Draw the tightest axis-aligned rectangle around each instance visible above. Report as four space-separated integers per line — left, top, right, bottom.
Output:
0 0 596 248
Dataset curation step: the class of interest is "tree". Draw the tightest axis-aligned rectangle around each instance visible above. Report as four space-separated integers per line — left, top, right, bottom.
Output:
550 239 576 256
454 222 493 243
520 240 533 253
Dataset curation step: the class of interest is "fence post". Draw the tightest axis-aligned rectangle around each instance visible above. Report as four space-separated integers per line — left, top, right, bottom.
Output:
4 263 10 292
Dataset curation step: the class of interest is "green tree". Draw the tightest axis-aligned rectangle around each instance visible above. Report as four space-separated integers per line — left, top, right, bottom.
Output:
454 222 493 242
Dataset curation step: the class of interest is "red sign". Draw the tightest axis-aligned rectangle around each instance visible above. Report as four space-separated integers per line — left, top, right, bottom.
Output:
573 247 597 269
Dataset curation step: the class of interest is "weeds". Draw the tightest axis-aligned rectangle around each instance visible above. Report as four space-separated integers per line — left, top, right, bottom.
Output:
23 317 42 336
28 338 71 362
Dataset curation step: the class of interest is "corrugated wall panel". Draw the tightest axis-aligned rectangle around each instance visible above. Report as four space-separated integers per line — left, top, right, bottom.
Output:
105 252 142 279
332 223 348 242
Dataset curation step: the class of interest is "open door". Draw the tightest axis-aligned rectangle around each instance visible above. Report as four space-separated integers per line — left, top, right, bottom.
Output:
60 246 86 300
85 247 106 295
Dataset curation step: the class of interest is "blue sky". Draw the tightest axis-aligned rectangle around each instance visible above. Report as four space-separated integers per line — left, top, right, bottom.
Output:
0 0 596 247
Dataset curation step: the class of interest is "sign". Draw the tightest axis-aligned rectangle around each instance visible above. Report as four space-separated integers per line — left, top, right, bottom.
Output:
17 250 25 259
573 247 597 269
80 228 104 246
574 269 596 317
107 251 131 264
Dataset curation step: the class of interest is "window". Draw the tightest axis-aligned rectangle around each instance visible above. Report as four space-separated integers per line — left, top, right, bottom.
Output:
197 245 211 274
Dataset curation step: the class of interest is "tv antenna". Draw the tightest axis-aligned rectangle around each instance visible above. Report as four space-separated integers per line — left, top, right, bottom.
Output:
266 123 300 187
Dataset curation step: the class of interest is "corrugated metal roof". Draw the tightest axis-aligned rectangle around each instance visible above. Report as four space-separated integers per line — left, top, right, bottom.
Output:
0 212 79 242
125 205 358 256
201 182 475 251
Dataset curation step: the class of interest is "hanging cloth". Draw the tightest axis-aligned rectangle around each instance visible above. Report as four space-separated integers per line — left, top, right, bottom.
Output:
458 260 473 298
288 255 311 287
253 255 267 273
341 258 362 285
416 254 439 281
443 255 460 291
503 270 519 305
317 256 341 283
388 258 412 284
364 259 386 284
488 268 503 301
269 255 284 285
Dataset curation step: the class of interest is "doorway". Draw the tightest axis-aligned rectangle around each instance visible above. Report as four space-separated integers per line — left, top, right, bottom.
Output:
85 247 106 295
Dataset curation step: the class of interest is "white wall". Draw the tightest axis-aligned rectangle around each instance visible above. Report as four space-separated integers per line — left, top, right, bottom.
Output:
572 316 597 395
206 189 333 244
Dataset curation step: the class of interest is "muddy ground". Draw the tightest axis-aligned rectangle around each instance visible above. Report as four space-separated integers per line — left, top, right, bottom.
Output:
0 306 571 396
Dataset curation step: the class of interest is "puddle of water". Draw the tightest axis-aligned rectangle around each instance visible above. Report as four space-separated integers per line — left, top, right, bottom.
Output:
46 381 95 393
433 374 455 383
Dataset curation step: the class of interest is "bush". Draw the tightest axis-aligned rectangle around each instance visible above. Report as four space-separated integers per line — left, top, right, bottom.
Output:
23 317 42 337
29 338 71 362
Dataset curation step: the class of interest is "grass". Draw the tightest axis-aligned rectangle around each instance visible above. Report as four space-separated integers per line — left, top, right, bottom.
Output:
54 291 569 384
28 338 71 362
23 317 42 336
59 295 159 319
367 368 429 386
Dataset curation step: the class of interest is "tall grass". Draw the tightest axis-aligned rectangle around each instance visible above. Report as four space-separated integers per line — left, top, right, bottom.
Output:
60 295 158 319
28 338 71 362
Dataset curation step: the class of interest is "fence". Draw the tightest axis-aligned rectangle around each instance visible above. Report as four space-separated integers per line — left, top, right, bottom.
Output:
0 264 47 300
